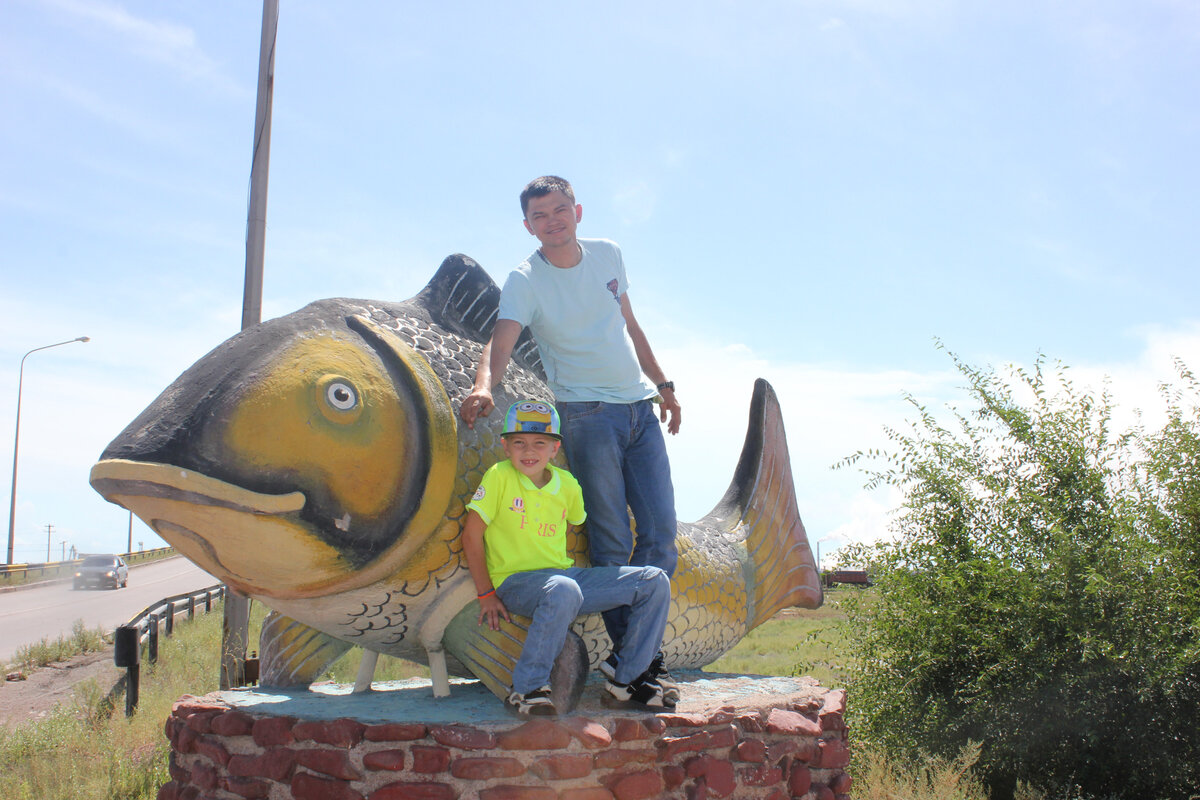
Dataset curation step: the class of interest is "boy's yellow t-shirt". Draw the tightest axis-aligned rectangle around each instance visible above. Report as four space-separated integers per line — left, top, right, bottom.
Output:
466 460 587 589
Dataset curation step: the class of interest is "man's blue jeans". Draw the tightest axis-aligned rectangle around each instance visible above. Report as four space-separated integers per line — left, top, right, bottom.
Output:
497 565 670 693
557 399 678 649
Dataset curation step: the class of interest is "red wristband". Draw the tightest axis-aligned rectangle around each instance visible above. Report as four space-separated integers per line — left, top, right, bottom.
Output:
477 589 496 599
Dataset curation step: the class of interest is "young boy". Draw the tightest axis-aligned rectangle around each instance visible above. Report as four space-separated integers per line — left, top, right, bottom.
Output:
462 400 675 715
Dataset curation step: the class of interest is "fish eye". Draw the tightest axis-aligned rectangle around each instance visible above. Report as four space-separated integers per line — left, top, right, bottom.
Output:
327 382 357 411
315 375 365 424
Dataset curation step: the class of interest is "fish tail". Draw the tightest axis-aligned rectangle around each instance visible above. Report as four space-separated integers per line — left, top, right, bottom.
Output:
716 379 822 628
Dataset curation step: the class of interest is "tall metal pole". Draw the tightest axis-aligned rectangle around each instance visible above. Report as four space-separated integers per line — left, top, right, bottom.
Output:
223 0 278 691
6 336 89 564
242 0 277 331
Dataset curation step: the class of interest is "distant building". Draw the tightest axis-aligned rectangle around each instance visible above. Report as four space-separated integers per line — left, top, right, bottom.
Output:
823 569 872 588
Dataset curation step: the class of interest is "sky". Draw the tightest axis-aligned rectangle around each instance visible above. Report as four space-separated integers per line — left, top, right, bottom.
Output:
1 0 1198 567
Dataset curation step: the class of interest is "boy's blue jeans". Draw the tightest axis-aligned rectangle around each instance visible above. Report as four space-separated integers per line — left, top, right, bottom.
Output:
497 565 670 694
557 399 678 649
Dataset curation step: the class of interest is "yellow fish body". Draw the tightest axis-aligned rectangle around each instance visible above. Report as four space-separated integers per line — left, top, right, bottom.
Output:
89 255 821 704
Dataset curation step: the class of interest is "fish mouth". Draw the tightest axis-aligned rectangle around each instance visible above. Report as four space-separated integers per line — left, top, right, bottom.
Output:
90 459 353 599
90 459 306 514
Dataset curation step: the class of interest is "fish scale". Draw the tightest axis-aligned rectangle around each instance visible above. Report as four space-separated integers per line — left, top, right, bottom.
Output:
89 254 821 708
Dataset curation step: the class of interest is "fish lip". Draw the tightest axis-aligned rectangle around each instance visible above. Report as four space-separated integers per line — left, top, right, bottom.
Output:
89 459 306 514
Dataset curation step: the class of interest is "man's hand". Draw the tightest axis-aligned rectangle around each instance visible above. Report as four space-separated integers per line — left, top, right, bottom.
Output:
460 388 495 429
477 593 511 631
460 321 523 429
659 387 681 435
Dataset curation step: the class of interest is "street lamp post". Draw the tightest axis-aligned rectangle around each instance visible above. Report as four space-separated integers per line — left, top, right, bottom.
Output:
6 336 90 564
815 535 839 573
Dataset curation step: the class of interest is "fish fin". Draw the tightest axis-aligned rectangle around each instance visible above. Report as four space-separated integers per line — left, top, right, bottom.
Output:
707 379 823 627
442 602 589 712
415 254 545 379
258 611 353 688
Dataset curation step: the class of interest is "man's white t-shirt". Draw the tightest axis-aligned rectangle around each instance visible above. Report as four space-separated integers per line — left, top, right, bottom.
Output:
498 238 655 404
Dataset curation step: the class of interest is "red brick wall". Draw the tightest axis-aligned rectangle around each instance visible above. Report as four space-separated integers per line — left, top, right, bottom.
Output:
158 688 851 800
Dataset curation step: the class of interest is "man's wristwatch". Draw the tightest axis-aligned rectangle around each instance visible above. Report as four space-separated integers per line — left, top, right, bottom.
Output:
656 381 675 392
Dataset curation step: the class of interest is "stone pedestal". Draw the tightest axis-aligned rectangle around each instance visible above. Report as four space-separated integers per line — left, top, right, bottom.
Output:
158 673 851 800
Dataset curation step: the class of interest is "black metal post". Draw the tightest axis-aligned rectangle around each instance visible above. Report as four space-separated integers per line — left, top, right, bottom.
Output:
148 613 159 663
125 663 140 717
114 624 141 717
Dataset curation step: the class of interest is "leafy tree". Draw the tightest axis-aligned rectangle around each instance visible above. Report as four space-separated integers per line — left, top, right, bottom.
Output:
838 349 1200 800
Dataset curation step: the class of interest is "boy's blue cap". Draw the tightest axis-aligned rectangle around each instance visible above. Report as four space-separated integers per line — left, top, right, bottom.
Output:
502 400 562 440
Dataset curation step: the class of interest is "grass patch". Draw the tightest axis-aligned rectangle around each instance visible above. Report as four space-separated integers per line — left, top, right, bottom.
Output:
317 646 430 684
0 598 428 799
703 587 855 687
12 620 111 672
853 742 990 800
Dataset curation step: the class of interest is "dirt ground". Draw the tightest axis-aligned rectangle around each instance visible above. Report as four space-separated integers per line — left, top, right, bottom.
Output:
0 651 123 729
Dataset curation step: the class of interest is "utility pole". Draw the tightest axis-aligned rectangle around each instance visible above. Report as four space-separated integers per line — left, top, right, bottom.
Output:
44 524 53 562
223 0 278 691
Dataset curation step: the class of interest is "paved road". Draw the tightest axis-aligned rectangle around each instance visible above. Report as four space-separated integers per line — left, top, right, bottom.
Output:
0 556 220 665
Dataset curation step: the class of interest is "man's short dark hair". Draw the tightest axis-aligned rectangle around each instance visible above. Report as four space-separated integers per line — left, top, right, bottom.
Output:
520 176 575 217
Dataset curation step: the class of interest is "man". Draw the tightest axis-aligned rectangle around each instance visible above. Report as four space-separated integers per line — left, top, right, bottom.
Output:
459 175 680 695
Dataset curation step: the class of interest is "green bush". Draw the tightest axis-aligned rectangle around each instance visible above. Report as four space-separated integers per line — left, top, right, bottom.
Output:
838 349 1200 800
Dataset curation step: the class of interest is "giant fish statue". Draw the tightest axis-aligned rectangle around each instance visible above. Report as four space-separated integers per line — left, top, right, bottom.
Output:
89 255 822 709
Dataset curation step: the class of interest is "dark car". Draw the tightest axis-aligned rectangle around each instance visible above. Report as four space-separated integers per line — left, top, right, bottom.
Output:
73 554 129 590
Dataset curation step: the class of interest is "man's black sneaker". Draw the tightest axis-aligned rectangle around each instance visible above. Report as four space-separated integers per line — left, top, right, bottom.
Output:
505 685 557 716
647 652 680 704
602 675 676 711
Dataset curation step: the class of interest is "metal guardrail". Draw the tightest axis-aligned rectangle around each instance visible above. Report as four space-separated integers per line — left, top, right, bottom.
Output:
0 547 175 585
113 583 226 716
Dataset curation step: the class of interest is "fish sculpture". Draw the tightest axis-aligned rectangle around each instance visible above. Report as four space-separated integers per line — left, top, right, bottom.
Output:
89 255 822 709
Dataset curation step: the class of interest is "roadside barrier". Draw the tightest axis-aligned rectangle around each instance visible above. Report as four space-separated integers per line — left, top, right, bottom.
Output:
0 547 175 586
113 584 225 716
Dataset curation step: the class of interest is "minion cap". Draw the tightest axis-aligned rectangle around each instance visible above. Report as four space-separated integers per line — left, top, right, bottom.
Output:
502 400 562 440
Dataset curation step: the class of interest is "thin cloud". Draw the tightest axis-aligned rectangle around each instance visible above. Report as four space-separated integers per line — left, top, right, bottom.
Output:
44 0 248 97
25 70 176 144
613 182 658 226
